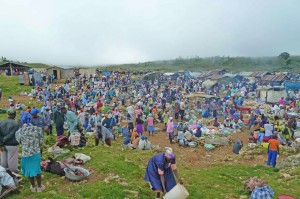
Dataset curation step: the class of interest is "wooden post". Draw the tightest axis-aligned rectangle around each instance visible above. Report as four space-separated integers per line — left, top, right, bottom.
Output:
9 63 12 76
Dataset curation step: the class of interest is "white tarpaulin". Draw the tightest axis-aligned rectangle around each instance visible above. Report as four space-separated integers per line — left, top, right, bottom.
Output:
202 80 217 88
164 73 175 76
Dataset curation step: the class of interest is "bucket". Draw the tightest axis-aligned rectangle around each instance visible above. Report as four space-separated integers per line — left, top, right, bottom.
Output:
163 184 189 199
278 194 296 199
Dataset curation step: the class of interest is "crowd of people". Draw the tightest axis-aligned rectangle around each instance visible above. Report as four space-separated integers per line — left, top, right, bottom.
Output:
0 70 300 198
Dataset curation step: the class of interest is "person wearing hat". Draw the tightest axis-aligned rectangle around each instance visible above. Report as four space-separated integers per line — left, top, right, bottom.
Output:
144 147 183 199
30 108 49 132
0 108 20 172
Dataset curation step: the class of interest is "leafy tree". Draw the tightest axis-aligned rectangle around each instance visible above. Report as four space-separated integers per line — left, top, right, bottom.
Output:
278 52 290 65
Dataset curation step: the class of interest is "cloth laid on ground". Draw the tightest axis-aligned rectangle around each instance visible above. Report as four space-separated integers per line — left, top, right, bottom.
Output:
74 153 91 163
204 144 215 150
205 137 230 146
0 166 18 198
42 158 65 176
0 166 16 188
47 146 70 158
56 135 69 147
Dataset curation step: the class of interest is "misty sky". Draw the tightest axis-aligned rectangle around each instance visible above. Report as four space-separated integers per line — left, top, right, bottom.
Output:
1 0 300 66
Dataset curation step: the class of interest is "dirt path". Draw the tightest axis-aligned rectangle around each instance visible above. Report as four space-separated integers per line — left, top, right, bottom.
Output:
141 122 283 168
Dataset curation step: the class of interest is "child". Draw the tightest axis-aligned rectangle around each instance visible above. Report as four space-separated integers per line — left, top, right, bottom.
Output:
116 123 123 135
130 128 139 143
267 134 280 167
147 114 155 136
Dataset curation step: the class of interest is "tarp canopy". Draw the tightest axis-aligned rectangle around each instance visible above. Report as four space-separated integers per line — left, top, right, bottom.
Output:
184 72 191 78
202 80 217 88
285 81 300 92
102 71 111 77
164 72 175 76
186 93 216 99
258 89 287 103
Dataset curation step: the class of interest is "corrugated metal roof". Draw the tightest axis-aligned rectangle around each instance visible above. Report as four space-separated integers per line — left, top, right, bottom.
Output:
198 72 211 78
222 73 236 78
239 72 253 77
261 74 287 82
250 71 269 77
189 72 202 77
209 74 223 80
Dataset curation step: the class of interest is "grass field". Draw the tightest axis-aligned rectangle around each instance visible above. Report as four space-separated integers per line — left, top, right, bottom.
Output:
0 76 32 97
0 76 300 199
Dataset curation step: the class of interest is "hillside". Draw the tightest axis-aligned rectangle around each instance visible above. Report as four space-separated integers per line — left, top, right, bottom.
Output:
101 56 300 72
2 55 300 72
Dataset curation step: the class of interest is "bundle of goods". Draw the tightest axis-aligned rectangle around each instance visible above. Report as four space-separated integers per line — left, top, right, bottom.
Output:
204 143 215 150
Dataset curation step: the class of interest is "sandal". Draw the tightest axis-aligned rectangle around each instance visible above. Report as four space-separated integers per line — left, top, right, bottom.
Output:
30 185 37 192
36 185 46 192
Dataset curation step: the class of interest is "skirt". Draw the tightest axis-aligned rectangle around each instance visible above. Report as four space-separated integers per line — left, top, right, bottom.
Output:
136 124 143 134
21 153 42 177
147 125 155 132
168 132 174 140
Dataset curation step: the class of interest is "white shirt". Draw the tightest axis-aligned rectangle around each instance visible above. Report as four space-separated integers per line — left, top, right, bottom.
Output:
264 124 273 137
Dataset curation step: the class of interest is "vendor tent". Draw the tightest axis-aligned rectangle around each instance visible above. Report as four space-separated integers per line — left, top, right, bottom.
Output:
202 80 217 88
285 81 300 92
186 93 216 99
257 86 287 103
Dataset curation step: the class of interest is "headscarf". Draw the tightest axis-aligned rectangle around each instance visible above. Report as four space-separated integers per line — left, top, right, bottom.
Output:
165 147 175 160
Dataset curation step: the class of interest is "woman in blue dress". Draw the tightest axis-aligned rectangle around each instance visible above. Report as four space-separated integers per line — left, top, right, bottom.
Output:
144 147 183 199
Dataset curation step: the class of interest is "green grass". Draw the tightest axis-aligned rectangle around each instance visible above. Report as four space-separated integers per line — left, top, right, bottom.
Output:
2 135 299 199
1 69 300 199
0 76 32 97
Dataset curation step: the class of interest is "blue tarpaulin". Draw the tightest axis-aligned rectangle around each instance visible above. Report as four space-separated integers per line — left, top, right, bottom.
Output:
184 72 192 78
285 81 300 91
102 71 111 77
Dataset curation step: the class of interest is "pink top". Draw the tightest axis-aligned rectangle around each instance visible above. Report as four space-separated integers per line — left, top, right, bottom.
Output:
278 99 285 105
135 109 142 117
166 122 174 133
147 117 154 126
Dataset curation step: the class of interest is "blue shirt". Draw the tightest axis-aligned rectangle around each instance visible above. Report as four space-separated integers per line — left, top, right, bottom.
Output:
31 116 47 128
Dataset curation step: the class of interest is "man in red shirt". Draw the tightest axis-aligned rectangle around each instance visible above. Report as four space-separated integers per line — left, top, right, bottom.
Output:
267 134 280 167
97 100 103 110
